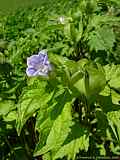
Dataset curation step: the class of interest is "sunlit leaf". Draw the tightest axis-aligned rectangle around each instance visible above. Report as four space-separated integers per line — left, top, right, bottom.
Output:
88 25 115 52
16 79 52 135
0 100 15 116
54 122 89 160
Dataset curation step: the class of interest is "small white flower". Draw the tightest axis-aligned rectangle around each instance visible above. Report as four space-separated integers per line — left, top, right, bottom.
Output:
59 16 65 24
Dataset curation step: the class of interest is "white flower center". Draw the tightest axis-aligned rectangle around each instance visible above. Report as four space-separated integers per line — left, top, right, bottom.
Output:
38 64 48 73
59 16 65 24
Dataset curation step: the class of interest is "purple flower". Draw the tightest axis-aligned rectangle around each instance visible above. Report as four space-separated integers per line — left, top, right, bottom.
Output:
26 50 52 77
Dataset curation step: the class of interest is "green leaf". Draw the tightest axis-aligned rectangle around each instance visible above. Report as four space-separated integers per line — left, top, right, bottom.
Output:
70 23 77 42
107 110 120 142
85 63 106 97
3 110 17 122
97 144 106 156
13 147 29 160
97 94 120 113
46 102 72 148
100 85 110 96
34 86 72 156
73 63 106 101
54 122 89 160
95 108 109 137
0 52 5 63
88 25 115 52
16 79 52 135
111 90 120 105
0 100 15 116
42 152 52 160
109 0 120 7
0 39 8 49
88 30 106 51
103 65 120 106
64 22 71 39
38 103 72 156
104 64 120 90
76 18 83 43
95 96 120 150
99 64 120 111
35 104 55 152
110 142 120 155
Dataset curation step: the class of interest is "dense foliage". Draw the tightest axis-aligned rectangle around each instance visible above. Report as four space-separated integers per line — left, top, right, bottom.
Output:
0 0 120 159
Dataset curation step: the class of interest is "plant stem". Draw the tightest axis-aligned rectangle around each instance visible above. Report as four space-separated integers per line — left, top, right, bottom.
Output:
5 136 15 158
22 130 32 159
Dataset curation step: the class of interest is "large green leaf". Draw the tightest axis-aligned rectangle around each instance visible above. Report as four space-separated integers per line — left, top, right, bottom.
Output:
34 88 73 157
99 65 120 112
97 65 120 142
46 102 72 146
104 64 120 90
101 64 120 107
35 101 56 153
54 122 89 160
36 102 72 155
88 25 115 52
73 63 106 102
16 79 52 135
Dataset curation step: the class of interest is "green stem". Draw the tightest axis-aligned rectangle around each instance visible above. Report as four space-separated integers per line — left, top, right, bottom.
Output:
22 130 32 160
5 136 16 158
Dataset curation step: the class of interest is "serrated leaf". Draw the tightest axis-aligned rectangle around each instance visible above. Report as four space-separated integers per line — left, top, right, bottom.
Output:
98 65 120 114
88 25 115 52
108 68 120 90
35 104 55 152
34 94 72 156
104 64 120 91
34 87 73 157
110 142 120 155
100 85 110 96
88 31 106 51
111 90 120 105
107 110 120 142
97 94 120 113
46 102 72 148
54 122 89 160
16 79 52 135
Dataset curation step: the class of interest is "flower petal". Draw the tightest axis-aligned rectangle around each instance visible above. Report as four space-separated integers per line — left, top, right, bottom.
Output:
26 67 37 77
38 71 48 76
38 53 48 65
27 55 40 67
26 50 52 77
